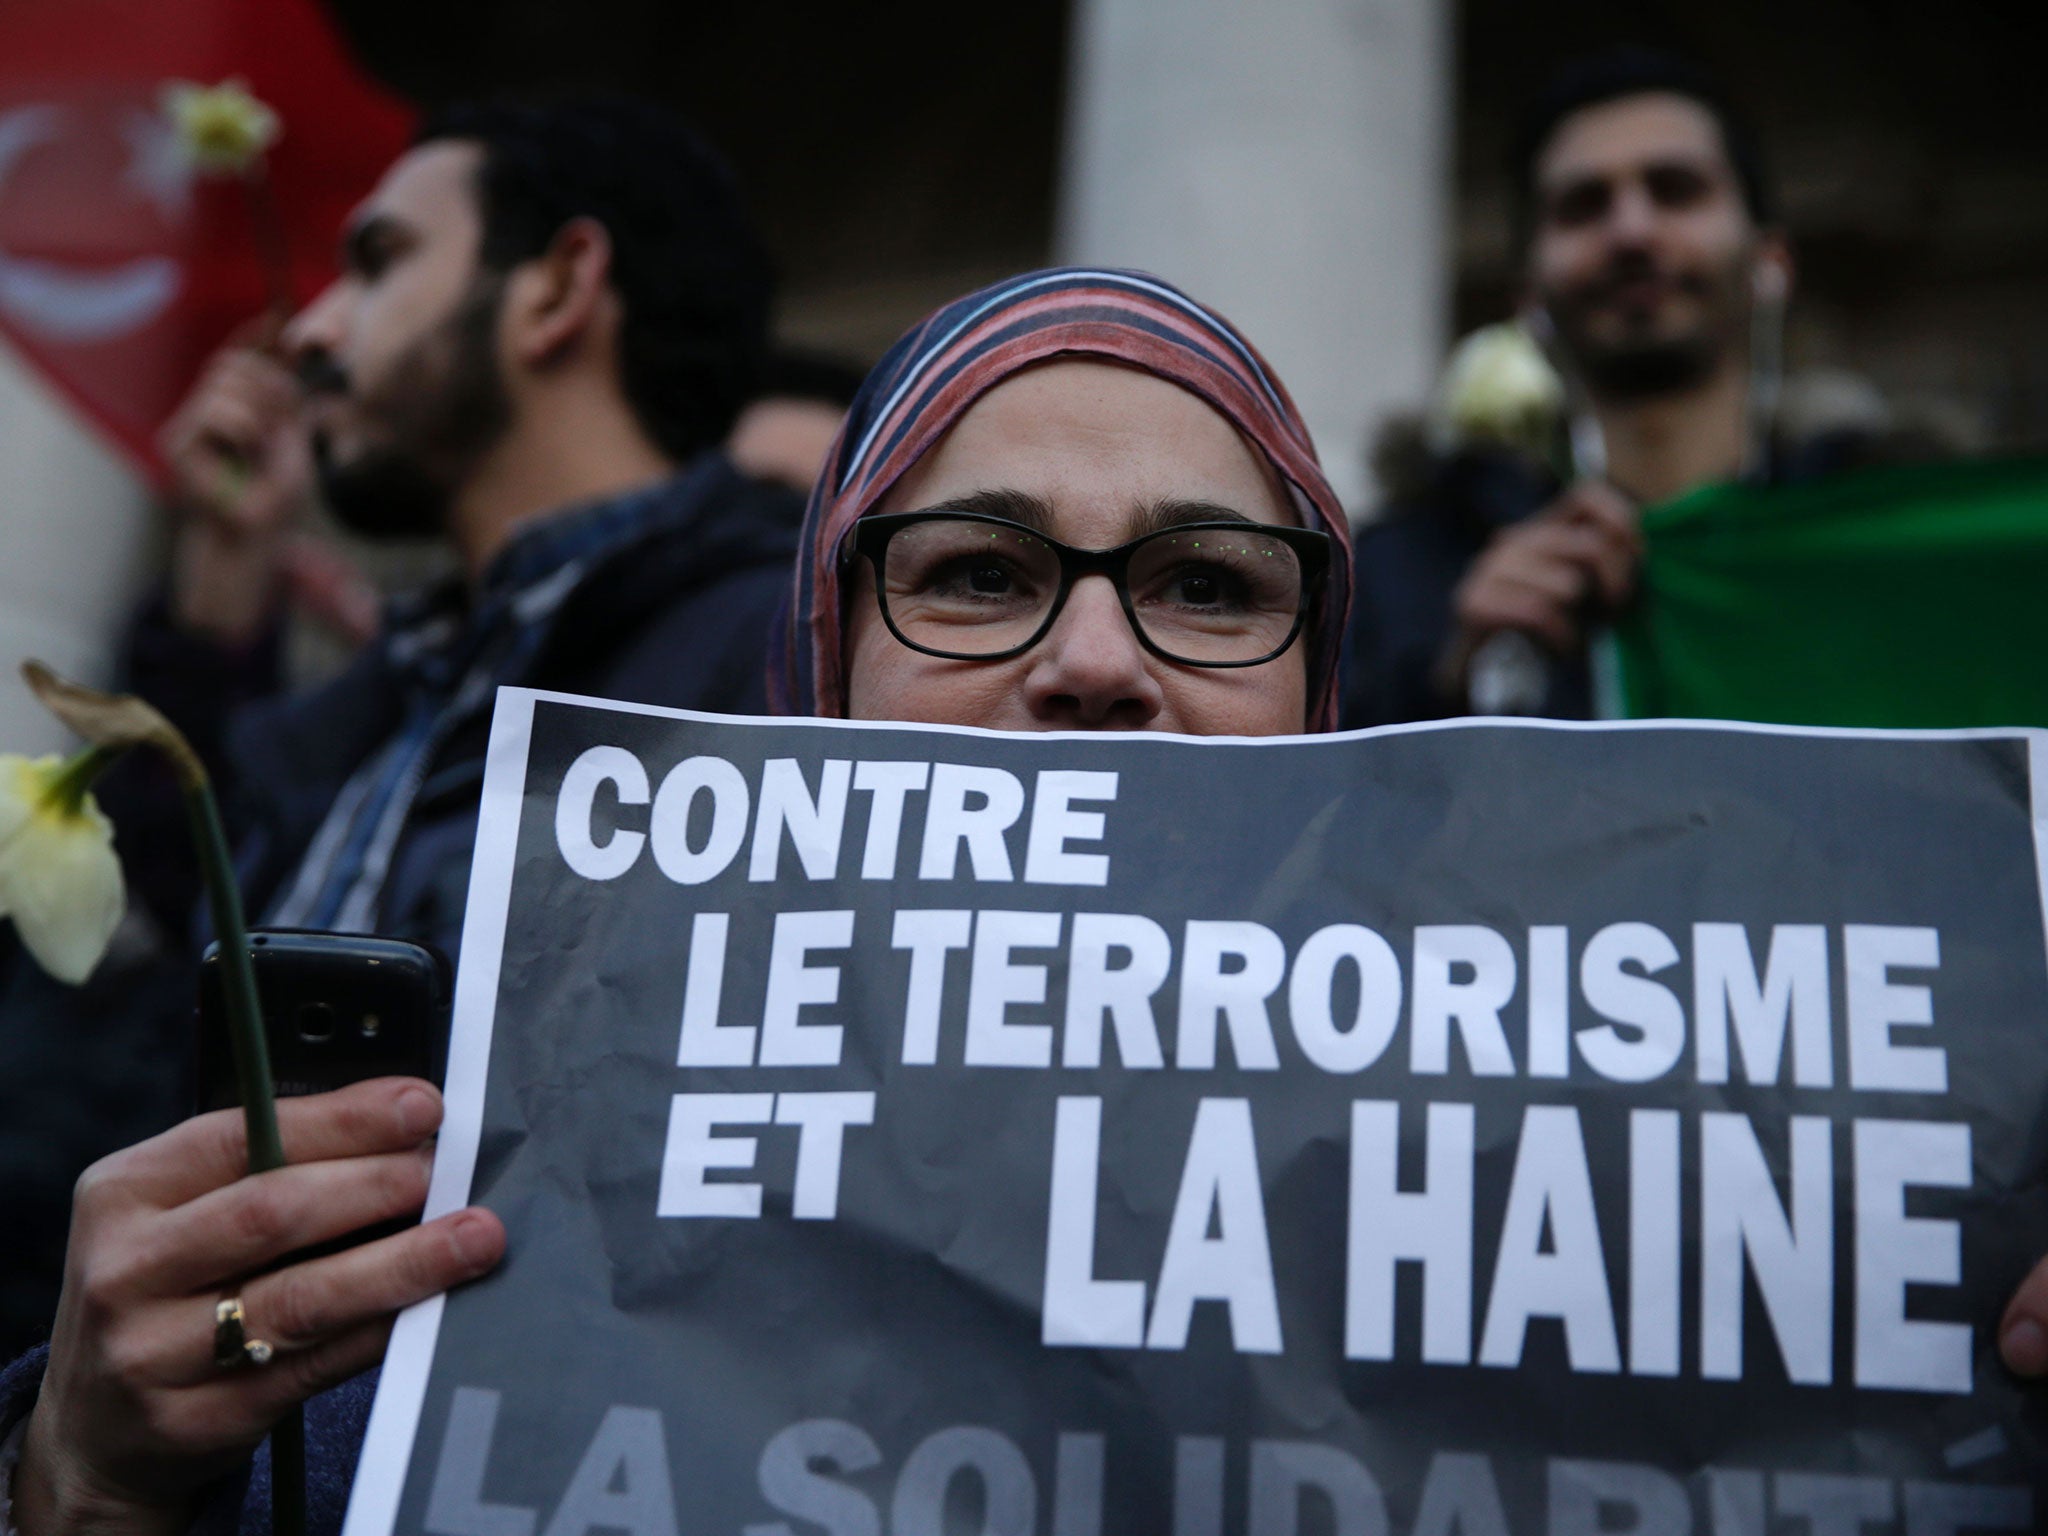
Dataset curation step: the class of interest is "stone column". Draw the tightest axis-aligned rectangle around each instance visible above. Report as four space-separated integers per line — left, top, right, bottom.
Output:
1057 0 1453 516
0 341 157 755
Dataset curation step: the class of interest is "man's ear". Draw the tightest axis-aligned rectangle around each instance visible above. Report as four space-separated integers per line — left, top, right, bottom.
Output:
504 216 615 367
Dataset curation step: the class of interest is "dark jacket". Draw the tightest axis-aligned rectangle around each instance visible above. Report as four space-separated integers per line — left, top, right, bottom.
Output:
0 453 802 1478
130 452 804 959
0 1344 374 1536
1341 444 1568 729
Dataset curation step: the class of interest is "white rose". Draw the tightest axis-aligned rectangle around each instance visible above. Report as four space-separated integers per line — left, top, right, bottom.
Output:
1433 321 1565 462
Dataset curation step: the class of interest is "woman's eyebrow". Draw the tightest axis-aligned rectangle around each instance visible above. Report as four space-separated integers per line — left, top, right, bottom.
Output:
1129 498 1258 537
907 488 1058 532
896 491 1259 539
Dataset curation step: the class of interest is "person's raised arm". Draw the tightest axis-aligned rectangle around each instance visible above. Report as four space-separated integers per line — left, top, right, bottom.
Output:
157 339 313 648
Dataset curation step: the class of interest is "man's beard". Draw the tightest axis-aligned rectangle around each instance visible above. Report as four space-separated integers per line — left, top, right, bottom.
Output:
307 275 513 541
1575 335 1718 399
1544 252 1744 403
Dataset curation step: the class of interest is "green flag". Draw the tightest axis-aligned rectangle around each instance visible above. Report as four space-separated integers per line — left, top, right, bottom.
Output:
1610 456 2048 727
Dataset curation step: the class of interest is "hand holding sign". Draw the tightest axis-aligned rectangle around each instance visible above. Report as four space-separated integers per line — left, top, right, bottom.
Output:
2000 1263 2048 1377
13 1081 501 1536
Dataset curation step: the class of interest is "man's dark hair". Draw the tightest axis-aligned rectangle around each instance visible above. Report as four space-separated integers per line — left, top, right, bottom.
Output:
1510 47 1775 248
417 97 773 462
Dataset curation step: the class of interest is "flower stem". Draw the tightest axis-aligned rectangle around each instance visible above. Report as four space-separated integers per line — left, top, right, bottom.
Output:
179 775 302 1536
180 780 281 1170
272 1416 306 1536
243 166 295 322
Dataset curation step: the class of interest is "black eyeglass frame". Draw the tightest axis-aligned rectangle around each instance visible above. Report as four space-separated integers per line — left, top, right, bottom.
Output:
846 509 1334 669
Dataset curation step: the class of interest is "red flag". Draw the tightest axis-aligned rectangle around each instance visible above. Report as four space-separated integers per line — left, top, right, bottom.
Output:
0 0 415 480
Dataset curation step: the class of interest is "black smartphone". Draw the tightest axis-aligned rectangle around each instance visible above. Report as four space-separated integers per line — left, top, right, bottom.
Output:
196 929 452 1114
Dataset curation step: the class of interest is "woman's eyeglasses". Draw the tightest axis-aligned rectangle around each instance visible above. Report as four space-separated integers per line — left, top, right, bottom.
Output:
848 510 1331 668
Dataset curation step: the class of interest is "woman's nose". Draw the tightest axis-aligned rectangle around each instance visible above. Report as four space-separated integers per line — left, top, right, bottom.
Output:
1020 575 1164 728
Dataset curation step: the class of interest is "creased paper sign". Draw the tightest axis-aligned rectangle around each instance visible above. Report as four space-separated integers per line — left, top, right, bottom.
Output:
347 691 2048 1536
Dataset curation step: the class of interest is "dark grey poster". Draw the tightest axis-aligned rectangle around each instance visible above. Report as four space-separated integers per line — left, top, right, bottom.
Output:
347 688 2048 1536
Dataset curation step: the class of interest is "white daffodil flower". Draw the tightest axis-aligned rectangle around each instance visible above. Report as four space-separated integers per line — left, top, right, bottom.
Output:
0 752 124 985
161 78 282 175
1433 321 1566 463
14 663 284 1180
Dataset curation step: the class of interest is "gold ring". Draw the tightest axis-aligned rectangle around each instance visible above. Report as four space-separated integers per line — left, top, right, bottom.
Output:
213 1296 275 1369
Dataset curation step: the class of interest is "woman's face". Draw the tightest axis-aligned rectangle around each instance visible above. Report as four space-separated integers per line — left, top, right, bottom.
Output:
843 361 1312 735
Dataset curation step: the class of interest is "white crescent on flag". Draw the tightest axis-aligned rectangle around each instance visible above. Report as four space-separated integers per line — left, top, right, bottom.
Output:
0 102 184 343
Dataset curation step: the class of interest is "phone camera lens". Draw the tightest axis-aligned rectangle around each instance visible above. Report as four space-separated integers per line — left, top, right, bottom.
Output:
360 1012 382 1038
297 1002 336 1043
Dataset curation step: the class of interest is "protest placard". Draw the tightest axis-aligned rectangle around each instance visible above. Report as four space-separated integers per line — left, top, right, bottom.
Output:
346 689 2048 1536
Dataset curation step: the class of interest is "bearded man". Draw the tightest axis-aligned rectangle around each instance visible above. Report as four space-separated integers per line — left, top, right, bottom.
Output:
144 95 799 941
0 97 802 1358
1344 49 1921 727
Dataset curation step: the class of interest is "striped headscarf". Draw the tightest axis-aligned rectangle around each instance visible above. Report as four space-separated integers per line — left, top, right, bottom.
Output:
769 267 1354 728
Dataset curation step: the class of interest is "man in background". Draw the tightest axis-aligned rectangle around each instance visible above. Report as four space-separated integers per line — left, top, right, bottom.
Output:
0 95 802 1359
1343 48 1930 728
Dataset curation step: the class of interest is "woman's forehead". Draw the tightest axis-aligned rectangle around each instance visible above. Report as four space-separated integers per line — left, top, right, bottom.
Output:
874 359 1298 534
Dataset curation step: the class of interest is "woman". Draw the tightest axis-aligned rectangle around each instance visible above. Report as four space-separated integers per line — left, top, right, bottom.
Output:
1 268 1354 1534
776 266 1353 733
